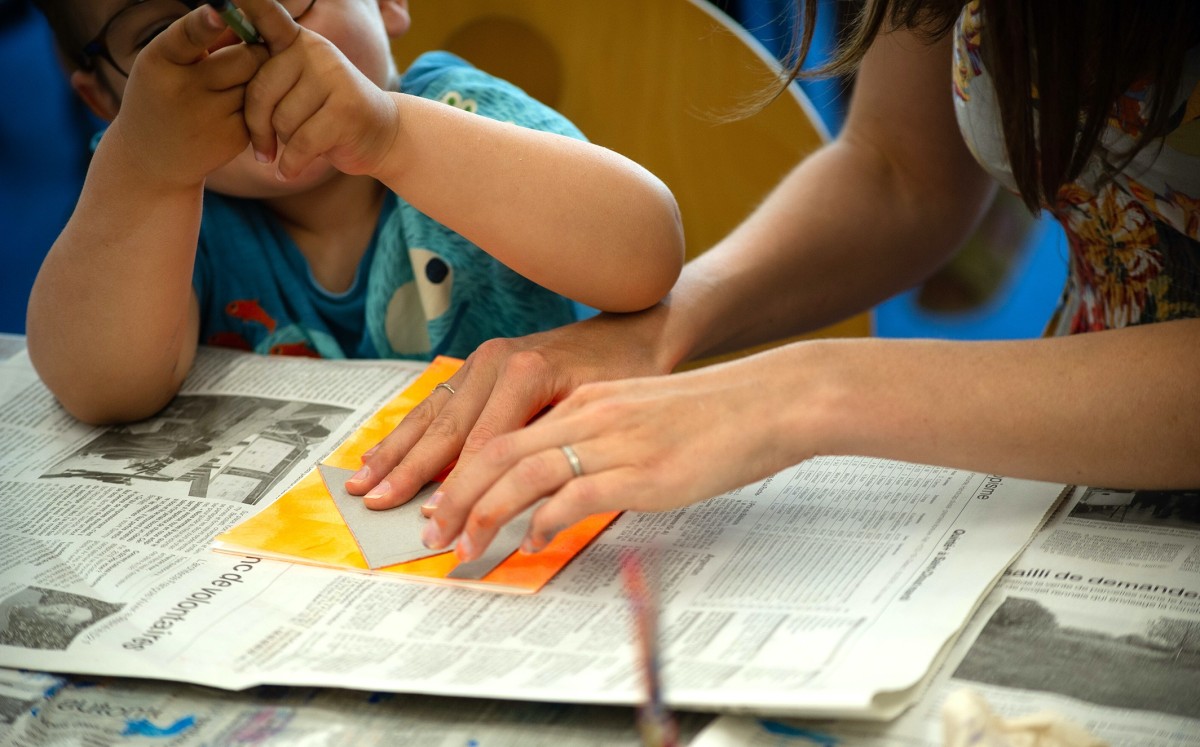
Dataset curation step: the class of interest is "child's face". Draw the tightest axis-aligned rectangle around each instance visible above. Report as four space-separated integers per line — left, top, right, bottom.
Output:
74 0 410 198
210 0 408 198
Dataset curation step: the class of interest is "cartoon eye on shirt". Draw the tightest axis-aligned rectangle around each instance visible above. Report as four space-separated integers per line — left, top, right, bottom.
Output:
439 91 478 114
385 248 469 357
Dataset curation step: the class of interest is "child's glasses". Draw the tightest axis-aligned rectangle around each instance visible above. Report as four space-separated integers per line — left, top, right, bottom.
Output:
81 0 318 78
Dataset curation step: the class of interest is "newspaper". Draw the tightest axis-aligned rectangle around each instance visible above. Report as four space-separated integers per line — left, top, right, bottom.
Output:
0 347 1066 720
695 486 1200 745
0 667 715 746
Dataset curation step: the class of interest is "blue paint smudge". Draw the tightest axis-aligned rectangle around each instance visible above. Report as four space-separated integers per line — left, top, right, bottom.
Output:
759 719 839 745
122 716 197 737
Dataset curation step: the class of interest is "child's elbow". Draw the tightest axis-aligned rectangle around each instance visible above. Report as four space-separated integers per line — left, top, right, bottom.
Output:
45 377 175 426
60 392 173 427
625 186 685 310
28 348 177 426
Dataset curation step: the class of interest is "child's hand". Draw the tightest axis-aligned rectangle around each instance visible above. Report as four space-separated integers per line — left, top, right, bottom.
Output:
110 5 269 189
238 0 399 181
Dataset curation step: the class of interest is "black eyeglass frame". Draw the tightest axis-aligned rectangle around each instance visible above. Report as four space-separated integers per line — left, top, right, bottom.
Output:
80 0 318 77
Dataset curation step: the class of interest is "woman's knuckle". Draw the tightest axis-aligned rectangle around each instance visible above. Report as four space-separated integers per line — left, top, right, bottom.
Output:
404 398 438 428
513 454 551 485
423 413 463 443
472 338 510 364
481 434 517 465
468 506 499 532
462 422 500 454
561 477 600 511
503 348 548 380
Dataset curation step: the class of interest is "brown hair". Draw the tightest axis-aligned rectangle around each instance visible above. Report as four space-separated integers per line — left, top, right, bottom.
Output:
781 0 1198 212
30 0 97 71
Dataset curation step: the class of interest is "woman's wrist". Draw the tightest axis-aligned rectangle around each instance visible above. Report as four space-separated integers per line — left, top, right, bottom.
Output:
753 338 876 463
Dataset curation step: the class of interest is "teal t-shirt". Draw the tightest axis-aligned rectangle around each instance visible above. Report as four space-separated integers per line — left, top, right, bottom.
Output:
193 51 579 360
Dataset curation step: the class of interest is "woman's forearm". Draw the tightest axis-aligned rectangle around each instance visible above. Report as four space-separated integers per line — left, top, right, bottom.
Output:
796 320 1200 487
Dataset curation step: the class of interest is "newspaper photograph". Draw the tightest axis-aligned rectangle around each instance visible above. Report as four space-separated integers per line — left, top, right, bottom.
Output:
696 485 1200 745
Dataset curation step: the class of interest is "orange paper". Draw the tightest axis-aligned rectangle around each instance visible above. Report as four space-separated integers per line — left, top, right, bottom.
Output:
212 356 618 594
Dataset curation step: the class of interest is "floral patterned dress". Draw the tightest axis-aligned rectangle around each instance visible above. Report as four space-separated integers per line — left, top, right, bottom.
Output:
952 1 1200 334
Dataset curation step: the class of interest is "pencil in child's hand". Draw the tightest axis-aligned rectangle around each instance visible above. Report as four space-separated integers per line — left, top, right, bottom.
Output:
621 549 678 747
206 0 260 44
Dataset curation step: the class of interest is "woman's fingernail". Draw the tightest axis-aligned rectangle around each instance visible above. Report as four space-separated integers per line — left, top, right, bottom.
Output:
349 465 370 484
524 526 565 553
364 481 390 500
420 520 443 549
519 535 540 554
422 490 443 511
455 533 475 562
360 446 377 462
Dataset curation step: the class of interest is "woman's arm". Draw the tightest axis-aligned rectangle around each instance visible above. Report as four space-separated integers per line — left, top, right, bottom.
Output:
664 26 994 363
411 23 1196 555
427 316 1200 562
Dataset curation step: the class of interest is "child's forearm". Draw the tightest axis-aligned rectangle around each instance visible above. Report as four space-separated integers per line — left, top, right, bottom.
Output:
26 131 203 424
373 93 684 311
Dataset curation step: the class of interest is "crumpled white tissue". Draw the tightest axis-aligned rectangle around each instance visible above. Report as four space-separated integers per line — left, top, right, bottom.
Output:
941 688 1108 747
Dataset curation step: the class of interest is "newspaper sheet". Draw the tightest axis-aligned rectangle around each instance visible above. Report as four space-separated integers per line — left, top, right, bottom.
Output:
695 486 1200 745
0 667 714 746
0 347 1066 719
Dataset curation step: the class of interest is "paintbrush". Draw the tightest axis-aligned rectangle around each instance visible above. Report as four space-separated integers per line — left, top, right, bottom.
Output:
621 549 678 747
206 0 260 43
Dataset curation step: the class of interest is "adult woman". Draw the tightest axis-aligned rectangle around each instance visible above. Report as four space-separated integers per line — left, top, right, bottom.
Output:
348 0 1200 562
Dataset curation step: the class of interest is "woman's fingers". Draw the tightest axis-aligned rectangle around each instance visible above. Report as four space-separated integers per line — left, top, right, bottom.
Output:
523 467 644 552
348 340 565 510
347 380 462 509
424 362 799 563
425 402 622 557
447 442 592 560
433 349 564 484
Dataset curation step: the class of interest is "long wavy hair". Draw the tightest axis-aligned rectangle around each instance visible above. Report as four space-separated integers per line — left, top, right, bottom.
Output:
780 0 1198 211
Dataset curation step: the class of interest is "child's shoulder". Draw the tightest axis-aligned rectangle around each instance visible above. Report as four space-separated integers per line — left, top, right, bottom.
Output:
399 51 484 97
398 51 583 139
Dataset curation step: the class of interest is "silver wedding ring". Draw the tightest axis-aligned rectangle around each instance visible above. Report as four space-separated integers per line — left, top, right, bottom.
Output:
434 382 456 395
560 444 584 478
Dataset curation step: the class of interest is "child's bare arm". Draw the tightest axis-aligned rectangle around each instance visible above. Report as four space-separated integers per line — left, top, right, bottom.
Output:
27 7 267 424
239 0 684 313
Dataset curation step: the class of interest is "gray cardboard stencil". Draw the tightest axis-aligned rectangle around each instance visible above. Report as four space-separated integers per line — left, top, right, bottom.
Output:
318 464 450 569
446 504 537 581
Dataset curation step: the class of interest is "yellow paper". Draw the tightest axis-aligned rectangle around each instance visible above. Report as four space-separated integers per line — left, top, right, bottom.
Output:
213 356 617 594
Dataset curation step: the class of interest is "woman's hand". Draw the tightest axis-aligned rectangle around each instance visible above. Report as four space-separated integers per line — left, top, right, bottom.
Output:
345 305 681 510
422 343 840 562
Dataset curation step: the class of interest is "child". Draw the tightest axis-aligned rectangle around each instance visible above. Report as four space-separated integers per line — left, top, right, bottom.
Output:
25 0 684 424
